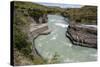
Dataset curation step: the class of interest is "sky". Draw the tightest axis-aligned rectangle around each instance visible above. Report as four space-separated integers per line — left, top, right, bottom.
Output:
38 2 83 8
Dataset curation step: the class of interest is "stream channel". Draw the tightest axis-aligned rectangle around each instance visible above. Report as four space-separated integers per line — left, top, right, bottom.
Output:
34 14 97 63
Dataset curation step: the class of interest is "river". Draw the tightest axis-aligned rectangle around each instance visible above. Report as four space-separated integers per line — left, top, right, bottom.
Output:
35 14 97 63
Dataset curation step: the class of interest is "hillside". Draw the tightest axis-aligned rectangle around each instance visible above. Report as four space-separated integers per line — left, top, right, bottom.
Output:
11 1 97 65
65 6 97 25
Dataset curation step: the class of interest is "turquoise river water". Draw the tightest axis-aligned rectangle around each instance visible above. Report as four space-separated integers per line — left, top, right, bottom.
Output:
35 14 97 63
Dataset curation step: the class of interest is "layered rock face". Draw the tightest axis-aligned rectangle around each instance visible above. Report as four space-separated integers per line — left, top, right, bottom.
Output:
28 9 48 24
66 24 97 48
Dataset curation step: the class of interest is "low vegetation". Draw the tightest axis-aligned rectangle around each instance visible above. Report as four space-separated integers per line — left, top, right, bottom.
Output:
64 6 97 25
12 1 62 65
12 1 97 65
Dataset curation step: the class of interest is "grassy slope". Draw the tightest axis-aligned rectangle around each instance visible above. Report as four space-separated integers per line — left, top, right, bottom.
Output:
12 1 97 65
13 1 61 65
65 6 97 25
13 1 48 65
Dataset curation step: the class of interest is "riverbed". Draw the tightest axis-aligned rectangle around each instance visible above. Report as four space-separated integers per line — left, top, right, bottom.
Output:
35 14 97 63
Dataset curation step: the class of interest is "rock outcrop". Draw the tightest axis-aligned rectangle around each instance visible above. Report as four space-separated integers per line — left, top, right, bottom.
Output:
28 9 48 24
66 24 97 49
29 23 50 41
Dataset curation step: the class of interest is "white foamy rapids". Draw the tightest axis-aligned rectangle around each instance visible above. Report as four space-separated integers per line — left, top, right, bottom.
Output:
50 36 56 40
50 34 57 40
55 23 68 28
63 58 75 62
90 54 97 57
